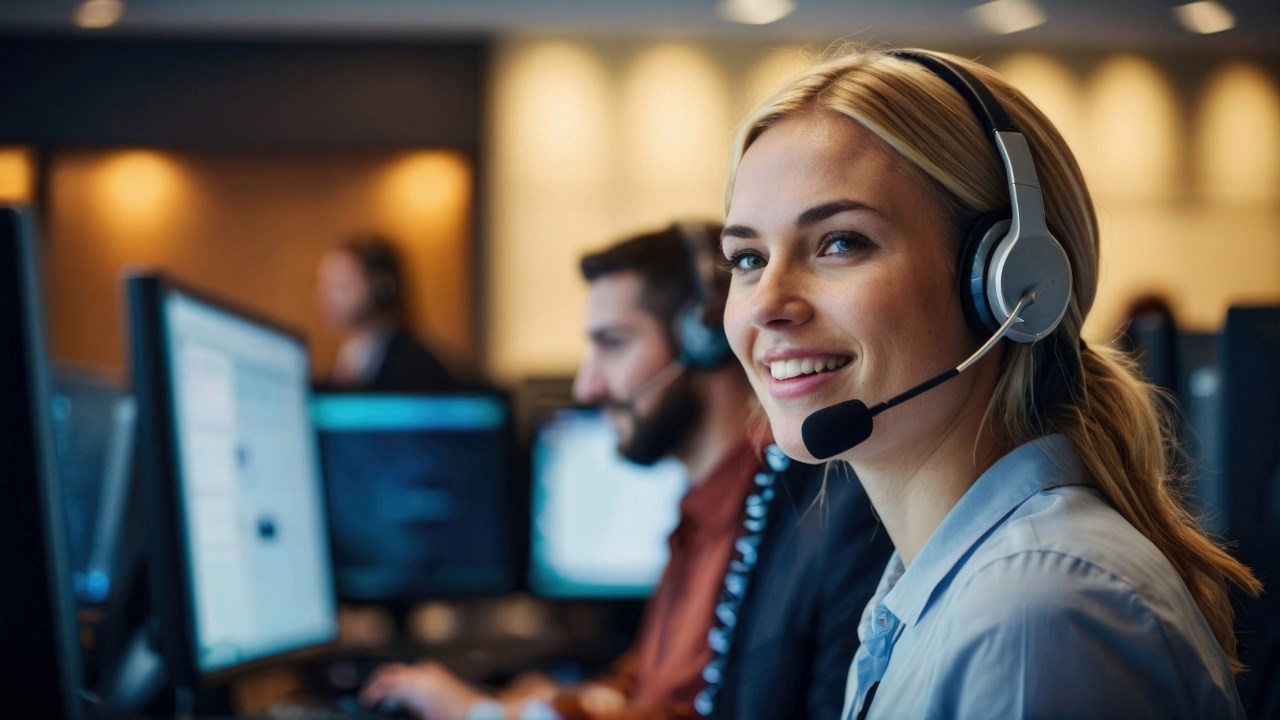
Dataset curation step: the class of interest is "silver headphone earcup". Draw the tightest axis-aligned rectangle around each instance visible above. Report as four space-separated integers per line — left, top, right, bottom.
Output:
986 231 1072 343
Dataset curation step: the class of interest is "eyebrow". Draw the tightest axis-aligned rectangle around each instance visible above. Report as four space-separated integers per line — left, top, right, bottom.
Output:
721 199 880 243
588 326 627 343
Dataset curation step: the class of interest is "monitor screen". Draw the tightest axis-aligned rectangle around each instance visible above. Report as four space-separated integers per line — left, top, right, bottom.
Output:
529 407 685 598
50 369 136 605
0 206 86 718
311 392 517 601
130 276 338 679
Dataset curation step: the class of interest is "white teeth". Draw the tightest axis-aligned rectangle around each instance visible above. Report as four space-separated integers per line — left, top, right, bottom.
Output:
767 355 851 381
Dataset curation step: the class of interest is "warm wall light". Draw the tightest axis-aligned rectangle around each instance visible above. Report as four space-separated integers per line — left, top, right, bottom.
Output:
74 0 124 30
1196 62 1280 204
493 41 613 185
620 44 731 188
374 151 471 237
968 0 1046 34
718 0 796 25
991 53 1085 154
0 147 35 202
92 150 187 238
618 43 732 225
1087 56 1181 201
1173 1 1235 34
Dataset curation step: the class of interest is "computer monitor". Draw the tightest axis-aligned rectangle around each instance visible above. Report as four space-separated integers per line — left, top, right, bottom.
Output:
1220 307 1280 720
0 205 87 718
50 368 137 605
1221 306 1280 552
528 407 686 599
311 391 519 602
127 274 338 688
1176 331 1226 535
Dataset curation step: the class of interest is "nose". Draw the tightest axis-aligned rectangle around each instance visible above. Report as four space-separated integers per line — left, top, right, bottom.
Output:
748 263 813 329
573 351 605 404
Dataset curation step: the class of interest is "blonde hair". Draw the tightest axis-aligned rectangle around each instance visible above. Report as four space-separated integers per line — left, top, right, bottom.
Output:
726 47 1261 669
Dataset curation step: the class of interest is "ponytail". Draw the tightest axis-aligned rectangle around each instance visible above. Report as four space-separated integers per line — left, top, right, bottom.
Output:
996 339 1262 670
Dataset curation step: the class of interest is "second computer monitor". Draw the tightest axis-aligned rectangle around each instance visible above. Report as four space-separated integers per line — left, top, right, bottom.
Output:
529 407 686 599
311 391 519 602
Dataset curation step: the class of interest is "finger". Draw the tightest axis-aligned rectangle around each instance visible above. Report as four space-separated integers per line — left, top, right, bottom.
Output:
360 672 398 706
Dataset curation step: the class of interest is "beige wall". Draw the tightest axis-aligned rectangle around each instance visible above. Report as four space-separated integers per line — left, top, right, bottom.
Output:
483 36 815 381
45 148 473 383
483 37 1280 382
991 52 1280 335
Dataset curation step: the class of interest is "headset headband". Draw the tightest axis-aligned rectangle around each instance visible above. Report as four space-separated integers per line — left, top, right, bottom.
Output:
889 50 1070 343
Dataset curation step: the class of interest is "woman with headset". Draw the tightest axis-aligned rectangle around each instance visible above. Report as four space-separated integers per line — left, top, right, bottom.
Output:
316 234 458 391
718 48 1259 718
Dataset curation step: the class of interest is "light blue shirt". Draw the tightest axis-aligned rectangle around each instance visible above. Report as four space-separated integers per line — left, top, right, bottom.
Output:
841 435 1244 720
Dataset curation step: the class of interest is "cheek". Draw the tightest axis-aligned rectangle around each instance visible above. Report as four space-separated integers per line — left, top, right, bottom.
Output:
723 290 753 366
821 273 899 347
863 267 966 372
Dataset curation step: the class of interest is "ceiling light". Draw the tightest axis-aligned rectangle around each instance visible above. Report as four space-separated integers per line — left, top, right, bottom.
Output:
718 0 797 26
1173 1 1235 34
74 0 124 29
968 0 1046 35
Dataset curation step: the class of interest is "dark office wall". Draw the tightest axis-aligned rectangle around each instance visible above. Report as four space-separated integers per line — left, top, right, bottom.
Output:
0 35 486 148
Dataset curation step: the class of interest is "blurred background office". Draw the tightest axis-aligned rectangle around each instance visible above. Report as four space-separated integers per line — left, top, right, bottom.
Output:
1 0 1278 717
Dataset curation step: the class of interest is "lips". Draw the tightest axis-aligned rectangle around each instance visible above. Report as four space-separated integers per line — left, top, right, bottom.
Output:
766 354 852 380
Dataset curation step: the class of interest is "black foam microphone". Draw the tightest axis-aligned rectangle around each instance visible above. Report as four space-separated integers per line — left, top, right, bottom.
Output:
801 293 1034 460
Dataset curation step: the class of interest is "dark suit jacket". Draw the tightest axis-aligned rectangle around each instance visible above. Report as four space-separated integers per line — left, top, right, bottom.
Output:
712 461 891 720
369 328 458 392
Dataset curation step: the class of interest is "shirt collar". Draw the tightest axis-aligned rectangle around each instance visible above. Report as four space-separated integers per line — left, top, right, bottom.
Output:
675 437 757 539
881 434 1087 628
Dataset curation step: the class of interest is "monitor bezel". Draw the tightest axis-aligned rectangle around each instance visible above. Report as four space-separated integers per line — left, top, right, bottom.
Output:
0 204 88 718
127 271 339 688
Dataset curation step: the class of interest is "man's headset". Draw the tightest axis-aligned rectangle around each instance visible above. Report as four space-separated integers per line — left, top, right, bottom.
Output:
351 240 402 314
672 220 733 370
614 221 733 411
802 51 1075 460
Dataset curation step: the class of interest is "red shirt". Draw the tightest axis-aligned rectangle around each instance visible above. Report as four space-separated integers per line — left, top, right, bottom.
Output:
628 438 758 712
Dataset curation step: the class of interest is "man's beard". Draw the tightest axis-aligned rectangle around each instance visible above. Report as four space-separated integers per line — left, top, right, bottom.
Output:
617 373 701 466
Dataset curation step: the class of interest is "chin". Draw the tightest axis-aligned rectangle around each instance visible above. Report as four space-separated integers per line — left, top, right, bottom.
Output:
762 409 820 465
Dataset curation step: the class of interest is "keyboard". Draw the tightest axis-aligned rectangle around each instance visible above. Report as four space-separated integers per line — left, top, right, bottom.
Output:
265 694 414 720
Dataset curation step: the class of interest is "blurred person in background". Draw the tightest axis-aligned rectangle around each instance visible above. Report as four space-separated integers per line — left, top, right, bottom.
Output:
316 234 457 391
1115 294 1180 398
360 221 891 719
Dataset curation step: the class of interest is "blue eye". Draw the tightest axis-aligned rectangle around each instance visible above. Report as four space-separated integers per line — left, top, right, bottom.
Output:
820 232 872 256
721 251 766 273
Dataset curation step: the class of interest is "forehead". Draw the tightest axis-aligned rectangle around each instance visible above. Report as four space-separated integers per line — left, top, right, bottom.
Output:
319 250 361 278
728 110 929 224
585 271 649 326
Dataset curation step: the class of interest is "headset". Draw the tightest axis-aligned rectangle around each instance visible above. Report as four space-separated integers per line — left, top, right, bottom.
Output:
350 239 402 314
802 52 1076 460
672 220 733 370
891 50 1072 344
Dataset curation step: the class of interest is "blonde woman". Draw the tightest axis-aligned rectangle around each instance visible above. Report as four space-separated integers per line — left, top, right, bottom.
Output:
719 48 1260 718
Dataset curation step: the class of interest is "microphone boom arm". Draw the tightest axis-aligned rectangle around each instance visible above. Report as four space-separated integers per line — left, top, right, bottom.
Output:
866 292 1034 418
